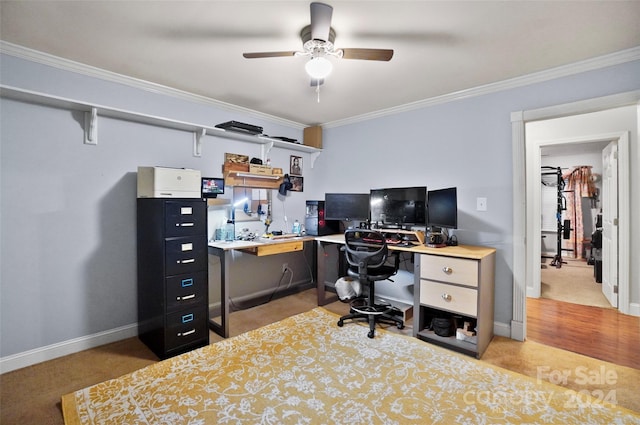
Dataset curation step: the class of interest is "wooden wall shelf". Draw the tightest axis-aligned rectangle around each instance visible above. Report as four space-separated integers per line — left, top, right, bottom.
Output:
223 171 283 189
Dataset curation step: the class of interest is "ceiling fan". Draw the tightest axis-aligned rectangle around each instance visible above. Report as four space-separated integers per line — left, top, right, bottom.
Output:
242 2 393 94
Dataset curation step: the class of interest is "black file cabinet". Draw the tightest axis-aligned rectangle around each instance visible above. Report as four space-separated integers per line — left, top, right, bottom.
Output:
137 198 209 359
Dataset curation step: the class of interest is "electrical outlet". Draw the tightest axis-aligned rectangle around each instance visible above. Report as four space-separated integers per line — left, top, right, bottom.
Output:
282 263 288 273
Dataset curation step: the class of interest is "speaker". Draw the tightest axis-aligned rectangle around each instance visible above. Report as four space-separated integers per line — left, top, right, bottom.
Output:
305 200 340 236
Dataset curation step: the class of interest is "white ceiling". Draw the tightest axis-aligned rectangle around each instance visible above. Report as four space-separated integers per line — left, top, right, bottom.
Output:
1 1 639 127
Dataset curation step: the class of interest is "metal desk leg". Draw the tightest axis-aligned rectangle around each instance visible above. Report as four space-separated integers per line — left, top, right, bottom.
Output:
208 246 229 338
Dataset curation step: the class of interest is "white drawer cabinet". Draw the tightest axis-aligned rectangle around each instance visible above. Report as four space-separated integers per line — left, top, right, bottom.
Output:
420 280 478 316
413 245 496 358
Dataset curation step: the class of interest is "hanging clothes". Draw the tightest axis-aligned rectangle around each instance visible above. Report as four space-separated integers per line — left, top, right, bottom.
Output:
562 166 596 259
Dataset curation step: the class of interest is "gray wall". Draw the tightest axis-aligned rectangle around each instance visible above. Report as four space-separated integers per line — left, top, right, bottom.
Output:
303 61 640 327
0 53 314 362
1 50 639 366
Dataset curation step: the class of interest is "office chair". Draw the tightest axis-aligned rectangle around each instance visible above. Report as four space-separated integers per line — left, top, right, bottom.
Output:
337 229 405 338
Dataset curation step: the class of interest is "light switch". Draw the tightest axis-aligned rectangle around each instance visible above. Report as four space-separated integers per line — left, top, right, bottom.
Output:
477 197 487 211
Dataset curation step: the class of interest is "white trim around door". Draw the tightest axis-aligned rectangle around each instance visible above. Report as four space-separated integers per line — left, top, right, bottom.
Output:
511 90 639 341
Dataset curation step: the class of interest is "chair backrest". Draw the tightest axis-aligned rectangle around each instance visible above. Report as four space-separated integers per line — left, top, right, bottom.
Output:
344 230 389 278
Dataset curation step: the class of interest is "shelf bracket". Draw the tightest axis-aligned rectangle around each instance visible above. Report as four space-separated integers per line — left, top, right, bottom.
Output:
261 141 274 162
84 107 98 145
310 151 321 168
193 128 206 157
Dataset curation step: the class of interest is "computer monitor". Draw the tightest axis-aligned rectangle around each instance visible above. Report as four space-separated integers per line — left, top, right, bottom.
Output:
325 193 370 221
427 187 458 230
201 177 224 198
369 186 427 228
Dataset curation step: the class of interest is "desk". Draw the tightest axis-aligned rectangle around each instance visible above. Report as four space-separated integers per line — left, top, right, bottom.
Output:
208 236 316 337
315 234 496 358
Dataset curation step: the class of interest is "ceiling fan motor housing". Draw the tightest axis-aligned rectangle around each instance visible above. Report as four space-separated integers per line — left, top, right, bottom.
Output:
301 25 336 54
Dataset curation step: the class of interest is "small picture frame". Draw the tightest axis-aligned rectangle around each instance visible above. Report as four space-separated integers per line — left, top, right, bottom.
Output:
290 155 302 176
290 176 304 192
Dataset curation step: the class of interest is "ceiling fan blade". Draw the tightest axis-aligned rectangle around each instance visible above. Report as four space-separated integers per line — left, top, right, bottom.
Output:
341 48 394 61
310 2 333 42
243 51 297 59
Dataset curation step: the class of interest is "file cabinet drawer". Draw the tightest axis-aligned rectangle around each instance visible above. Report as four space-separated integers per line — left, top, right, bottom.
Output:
420 280 478 317
165 236 207 275
420 255 478 287
165 200 207 237
166 271 207 313
166 309 208 350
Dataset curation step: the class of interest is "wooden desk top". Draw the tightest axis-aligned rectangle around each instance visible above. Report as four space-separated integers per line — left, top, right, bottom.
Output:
315 234 495 260
209 235 316 256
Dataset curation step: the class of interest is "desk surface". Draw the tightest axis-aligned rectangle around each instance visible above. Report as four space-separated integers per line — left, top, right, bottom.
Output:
209 235 316 251
315 234 495 260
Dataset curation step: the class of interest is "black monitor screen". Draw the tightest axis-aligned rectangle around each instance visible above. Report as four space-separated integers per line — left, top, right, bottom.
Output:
201 177 225 198
427 187 458 229
369 186 427 227
325 193 370 221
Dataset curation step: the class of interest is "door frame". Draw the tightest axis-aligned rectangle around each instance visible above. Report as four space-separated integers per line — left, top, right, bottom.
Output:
510 90 638 341
526 133 626 299
601 141 619 307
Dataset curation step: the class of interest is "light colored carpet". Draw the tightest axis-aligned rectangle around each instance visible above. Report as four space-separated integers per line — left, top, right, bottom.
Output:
62 307 640 424
541 258 611 308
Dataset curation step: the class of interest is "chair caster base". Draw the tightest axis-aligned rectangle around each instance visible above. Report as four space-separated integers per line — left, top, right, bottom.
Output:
337 320 344 327
367 331 375 339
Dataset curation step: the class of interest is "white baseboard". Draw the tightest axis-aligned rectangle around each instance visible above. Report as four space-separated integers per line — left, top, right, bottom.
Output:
0 323 138 374
493 321 511 339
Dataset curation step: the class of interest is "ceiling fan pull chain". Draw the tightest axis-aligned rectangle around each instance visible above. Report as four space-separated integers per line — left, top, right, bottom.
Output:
316 81 321 103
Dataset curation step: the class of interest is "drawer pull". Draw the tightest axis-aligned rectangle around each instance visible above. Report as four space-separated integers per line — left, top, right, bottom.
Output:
178 294 196 301
178 258 195 264
178 222 195 227
442 267 453 274
441 293 452 302
178 329 196 337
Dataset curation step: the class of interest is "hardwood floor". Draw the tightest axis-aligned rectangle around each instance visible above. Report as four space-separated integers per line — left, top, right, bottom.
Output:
526 297 640 369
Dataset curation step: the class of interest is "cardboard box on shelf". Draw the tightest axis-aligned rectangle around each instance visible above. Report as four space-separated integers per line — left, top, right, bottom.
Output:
249 164 272 175
303 126 322 149
223 162 249 173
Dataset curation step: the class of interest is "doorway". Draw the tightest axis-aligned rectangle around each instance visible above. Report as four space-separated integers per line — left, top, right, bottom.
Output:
510 93 638 344
518 107 633 362
528 135 617 304
538 140 611 309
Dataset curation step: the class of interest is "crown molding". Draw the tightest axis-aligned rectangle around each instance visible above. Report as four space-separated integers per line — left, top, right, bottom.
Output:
2 41 638 130
0 41 305 130
323 46 640 128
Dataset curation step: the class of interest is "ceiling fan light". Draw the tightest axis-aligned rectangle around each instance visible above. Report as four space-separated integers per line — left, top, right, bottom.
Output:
305 56 332 79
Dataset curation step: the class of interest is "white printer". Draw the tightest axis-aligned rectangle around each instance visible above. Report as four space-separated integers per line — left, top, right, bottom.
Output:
137 166 201 198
